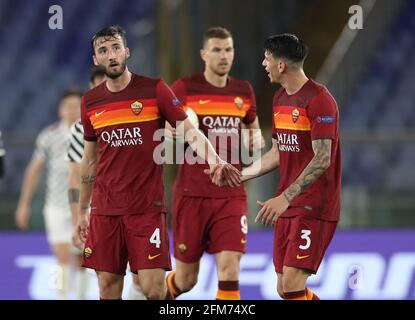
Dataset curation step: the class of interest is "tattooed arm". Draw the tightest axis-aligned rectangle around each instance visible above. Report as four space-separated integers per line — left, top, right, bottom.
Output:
79 140 98 211
283 139 332 202
76 141 98 243
255 139 331 226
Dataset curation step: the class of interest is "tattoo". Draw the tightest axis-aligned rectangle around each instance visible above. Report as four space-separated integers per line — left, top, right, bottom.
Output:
81 175 96 185
68 188 80 203
284 139 331 203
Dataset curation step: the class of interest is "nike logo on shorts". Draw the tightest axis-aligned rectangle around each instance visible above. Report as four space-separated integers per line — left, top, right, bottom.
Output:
148 253 161 260
296 254 310 260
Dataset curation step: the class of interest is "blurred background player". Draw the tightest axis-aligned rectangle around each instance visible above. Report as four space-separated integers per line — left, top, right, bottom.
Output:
67 66 146 300
241 34 341 300
15 90 82 299
0 129 5 179
75 25 239 300
166 27 265 300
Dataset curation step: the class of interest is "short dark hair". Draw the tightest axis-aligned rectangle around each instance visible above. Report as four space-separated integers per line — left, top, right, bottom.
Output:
203 27 232 46
89 66 106 84
263 33 308 64
60 89 83 101
91 25 127 54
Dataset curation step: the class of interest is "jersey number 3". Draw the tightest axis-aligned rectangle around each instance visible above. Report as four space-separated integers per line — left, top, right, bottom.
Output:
299 229 311 250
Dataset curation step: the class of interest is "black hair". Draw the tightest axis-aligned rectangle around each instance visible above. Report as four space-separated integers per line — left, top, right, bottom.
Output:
263 33 308 64
91 25 127 54
89 66 106 84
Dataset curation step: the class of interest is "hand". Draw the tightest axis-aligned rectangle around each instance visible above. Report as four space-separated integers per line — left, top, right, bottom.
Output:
76 211 90 244
15 205 30 230
204 161 241 187
255 194 289 226
72 226 84 250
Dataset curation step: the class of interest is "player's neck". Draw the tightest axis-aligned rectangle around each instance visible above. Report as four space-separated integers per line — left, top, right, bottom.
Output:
204 70 228 88
282 69 309 96
106 68 132 92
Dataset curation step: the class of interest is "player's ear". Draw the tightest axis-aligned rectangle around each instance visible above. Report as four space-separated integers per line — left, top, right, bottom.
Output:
92 55 98 66
200 49 206 62
278 60 286 73
125 47 130 59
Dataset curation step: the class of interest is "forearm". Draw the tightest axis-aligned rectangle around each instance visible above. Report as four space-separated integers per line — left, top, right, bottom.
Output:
79 157 96 213
283 140 331 202
241 147 279 182
18 162 42 207
183 120 220 165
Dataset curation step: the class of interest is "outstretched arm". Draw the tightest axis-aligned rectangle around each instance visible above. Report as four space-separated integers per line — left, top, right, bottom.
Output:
241 138 279 182
182 118 241 187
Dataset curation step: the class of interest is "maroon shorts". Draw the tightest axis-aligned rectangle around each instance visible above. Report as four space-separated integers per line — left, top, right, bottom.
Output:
273 214 337 274
172 195 248 263
82 212 171 275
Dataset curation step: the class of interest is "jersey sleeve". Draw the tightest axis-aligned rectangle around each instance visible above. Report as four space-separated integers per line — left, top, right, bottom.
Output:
33 128 49 161
307 90 338 141
81 96 97 141
156 80 187 128
243 82 257 125
66 121 84 163
171 79 188 108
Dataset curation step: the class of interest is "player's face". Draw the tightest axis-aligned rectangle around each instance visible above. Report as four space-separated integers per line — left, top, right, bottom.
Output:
93 35 130 79
89 74 106 89
262 51 282 83
201 37 234 76
59 95 81 124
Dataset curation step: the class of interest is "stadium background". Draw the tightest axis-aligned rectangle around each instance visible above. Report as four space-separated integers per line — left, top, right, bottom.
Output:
0 0 414 299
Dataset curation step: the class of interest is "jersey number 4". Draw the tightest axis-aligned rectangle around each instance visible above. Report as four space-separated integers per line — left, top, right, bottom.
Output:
150 228 161 248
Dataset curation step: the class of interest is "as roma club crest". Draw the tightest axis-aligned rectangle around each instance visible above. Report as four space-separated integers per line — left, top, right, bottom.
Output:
84 247 93 258
131 101 143 116
234 96 243 110
178 243 187 253
292 108 300 123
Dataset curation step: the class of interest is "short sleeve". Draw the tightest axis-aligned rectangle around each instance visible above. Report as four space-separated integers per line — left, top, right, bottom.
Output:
66 121 84 163
81 96 97 141
243 82 257 124
307 90 338 140
171 79 188 108
33 129 49 161
156 80 187 128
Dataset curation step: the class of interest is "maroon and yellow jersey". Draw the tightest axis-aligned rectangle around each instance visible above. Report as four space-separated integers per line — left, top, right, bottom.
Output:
81 73 187 215
172 73 257 198
272 79 341 221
